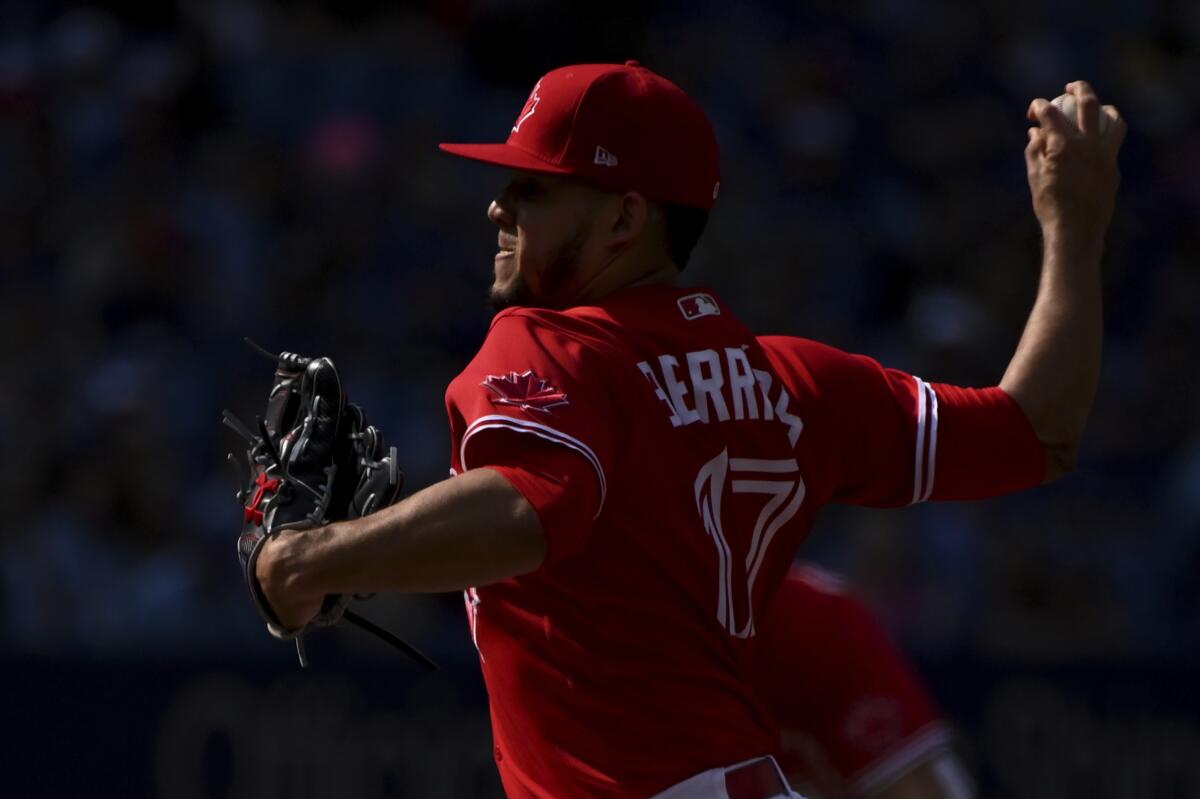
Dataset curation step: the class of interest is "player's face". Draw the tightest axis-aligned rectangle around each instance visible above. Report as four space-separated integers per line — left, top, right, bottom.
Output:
487 172 607 311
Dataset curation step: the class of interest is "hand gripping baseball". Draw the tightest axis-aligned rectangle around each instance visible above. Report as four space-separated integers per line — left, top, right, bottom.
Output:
224 341 435 670
1025 80 1126 235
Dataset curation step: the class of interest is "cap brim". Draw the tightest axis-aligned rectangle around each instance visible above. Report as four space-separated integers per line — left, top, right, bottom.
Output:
438 142 575 175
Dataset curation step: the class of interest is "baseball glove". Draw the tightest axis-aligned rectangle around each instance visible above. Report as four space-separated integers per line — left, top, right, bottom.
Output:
223 342 433 669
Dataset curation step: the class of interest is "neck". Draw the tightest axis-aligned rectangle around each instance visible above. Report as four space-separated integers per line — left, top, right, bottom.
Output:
629 262 680 288
565 251 678 307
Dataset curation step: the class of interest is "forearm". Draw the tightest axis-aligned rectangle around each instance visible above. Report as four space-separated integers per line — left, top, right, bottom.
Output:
1001 82 1125 481
1000 225 1104 476
262 467 547 601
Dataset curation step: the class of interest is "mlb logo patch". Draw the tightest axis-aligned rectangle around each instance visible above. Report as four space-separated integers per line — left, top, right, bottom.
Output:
677 293 721 320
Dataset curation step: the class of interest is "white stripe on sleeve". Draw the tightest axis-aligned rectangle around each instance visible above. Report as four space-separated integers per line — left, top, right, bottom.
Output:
921 381 939 502
912 377 928 504
911 377 939 504
460 414 608 518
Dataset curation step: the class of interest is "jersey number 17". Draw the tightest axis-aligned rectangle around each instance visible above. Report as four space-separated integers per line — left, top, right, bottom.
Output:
694 448 806 638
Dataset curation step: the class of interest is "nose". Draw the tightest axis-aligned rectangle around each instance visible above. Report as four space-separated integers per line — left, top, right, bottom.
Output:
488 198 514 228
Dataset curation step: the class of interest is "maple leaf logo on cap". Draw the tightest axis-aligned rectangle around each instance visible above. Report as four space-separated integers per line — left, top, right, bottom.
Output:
511 79 542 133
482 370 569 413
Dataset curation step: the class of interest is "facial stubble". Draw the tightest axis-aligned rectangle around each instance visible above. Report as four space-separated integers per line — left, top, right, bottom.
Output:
489 223 589 312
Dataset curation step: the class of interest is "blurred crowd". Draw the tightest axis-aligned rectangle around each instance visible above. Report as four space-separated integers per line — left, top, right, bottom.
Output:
1 0 1197 662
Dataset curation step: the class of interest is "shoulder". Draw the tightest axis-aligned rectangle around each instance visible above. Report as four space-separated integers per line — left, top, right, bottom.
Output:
493 306 617 341
757 335 861 371
755 335 854 402
474 308 582 355
446 308 618 407
482 306 629 364
757 335 898 402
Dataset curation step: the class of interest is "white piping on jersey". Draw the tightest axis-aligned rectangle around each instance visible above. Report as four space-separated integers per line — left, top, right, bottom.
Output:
460 414 608 518
462 587 484 662
850 721 954 796
911 377 939 504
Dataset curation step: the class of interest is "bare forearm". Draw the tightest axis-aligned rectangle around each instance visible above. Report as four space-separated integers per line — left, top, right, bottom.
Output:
1000 81 1125 481
263 468 546 605
1000 227 1104 473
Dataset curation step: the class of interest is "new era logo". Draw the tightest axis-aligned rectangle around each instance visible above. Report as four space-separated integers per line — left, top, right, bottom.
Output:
594 146 618 167
678 293 720 320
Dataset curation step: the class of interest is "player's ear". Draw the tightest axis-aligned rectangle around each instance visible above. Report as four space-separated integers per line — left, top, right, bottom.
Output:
607 191 649 248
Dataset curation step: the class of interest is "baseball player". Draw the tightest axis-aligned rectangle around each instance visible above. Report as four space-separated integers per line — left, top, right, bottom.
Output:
249 62 1124 798
753 564 974 799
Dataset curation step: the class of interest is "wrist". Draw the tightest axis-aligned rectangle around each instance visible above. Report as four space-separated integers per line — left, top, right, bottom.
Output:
1040 222 1107 258
259 526 328 602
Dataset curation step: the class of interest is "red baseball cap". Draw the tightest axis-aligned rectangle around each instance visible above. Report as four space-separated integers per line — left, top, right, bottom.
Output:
439 61 721 210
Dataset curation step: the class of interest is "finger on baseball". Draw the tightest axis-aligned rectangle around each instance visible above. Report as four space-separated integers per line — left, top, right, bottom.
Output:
1066 80 1102 135
1066 79 1096 98
1026 98 1046 122
1101 104 1128 151
1028 98 1073 137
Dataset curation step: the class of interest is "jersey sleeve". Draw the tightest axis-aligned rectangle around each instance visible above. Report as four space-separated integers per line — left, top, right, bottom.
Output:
446 311 615 561
758 336 1045 507
478 441 598 564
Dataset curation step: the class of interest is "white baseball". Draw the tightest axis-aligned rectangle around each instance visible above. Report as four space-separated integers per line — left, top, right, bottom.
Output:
1051 93 1112 134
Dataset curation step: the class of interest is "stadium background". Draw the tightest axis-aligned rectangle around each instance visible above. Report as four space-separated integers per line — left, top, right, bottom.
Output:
2 1 1197 797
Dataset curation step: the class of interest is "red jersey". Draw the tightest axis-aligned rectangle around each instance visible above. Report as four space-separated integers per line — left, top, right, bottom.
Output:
752 565 951 798
443 284 1042 798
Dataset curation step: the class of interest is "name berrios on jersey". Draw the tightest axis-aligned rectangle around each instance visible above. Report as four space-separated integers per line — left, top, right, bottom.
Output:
636 346 804 447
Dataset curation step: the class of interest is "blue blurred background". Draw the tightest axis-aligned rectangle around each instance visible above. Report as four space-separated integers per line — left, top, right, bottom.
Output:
1 1 1197 797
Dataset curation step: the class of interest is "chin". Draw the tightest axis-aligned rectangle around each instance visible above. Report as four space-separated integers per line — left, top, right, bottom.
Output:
488 284 509 311
489 275 539 312
489 280 523 312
